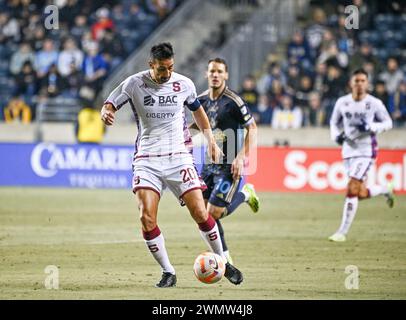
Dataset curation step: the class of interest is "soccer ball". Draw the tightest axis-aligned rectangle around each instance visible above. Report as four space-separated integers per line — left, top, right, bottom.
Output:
193 252 226 284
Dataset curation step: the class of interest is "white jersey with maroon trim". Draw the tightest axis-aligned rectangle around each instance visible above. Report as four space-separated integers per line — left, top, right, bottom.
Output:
105 70 199 157
330 93 393 159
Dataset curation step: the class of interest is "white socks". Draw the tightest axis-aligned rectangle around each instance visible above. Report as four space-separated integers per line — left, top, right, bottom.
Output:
198 215 225 260
143 226 175 275
337 196 359 235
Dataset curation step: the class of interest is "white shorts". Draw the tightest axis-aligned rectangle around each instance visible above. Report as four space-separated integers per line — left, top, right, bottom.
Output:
132 152 206 204
344 157 374 181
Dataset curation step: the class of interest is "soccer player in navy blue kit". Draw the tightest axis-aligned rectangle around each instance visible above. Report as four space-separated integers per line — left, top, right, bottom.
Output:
191 58 260 264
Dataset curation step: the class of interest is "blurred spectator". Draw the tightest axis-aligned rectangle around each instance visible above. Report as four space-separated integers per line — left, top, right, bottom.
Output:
392 80 406 127
75 101 106 144
239 75 259 113
29 26 46 51
146 0 177 20
307 91 324 127
39 64 65 98
378 57 404 95
258 63 287 96
91 7 115 41
295 75 313 109
14 61 37 103
35 39 59 79
287 30 312 70
267 79 285 109
305 7 327 54
82 42 108 96
361 59 377 85
272 95 303 129
285 64 302 96
0 12 20 43
322 64 347 125
71 15 88 44
317 42 348 69
256 94 273 125
57 38 84 77
373 80 392 113
313 62 327 92
318 29 336 54
62 61 83 98
349 42 382 74
129 3 150 26
10 42 36 75
99 29 125 71
3 97 32 124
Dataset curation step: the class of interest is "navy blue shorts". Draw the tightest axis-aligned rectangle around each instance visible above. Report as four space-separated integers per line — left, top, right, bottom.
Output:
201 164 242 207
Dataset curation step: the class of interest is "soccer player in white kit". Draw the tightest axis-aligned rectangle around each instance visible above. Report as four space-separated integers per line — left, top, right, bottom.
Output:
329 68 395 242
101 43 243 287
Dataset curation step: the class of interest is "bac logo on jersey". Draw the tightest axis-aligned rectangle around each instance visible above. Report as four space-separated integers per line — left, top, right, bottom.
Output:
133 176 140 185
240 106 248 115
366 102 371 110
158 96 177 105
144 95 156 106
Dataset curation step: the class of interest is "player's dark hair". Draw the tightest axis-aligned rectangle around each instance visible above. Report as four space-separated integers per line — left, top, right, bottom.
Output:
352 68 369 78
208 57 228 72
150 42 174 60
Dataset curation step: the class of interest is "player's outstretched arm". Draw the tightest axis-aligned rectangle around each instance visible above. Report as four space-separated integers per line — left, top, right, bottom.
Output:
192 106 223 163
101 103 116 126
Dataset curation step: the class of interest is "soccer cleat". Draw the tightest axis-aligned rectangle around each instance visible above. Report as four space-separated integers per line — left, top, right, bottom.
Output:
385 183 395 208
224 262 243 285
242 184 260 213
155 272 177 288
328 233 346 242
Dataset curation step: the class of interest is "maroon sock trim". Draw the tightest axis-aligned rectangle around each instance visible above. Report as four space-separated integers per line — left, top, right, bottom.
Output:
198 215 216 232
142 225 161 240
346 192 358 198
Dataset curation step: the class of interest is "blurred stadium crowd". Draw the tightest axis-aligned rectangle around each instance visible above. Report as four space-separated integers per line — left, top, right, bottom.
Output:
0 0 183 122
1 0 405 129
241 0 406 128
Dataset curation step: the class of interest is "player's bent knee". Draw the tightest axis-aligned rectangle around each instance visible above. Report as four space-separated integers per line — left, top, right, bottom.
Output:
347 179 361 196
191 206 209 223
208 206 224 220
140 213 156 231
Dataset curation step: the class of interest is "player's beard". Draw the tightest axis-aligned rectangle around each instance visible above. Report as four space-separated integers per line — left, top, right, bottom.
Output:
210 81 223 90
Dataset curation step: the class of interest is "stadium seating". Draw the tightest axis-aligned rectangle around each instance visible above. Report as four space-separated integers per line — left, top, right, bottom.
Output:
0 0 184 123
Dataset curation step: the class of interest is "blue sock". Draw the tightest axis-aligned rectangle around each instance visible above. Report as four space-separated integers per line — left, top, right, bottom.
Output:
224 191 245 217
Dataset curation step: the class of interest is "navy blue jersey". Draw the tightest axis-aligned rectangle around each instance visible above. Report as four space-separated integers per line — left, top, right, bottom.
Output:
198 87 254 164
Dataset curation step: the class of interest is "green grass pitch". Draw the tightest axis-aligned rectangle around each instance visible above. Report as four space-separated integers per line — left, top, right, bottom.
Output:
0 187 405 299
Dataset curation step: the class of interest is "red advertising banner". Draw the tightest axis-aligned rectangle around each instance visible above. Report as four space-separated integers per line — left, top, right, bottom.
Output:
247 147 406 194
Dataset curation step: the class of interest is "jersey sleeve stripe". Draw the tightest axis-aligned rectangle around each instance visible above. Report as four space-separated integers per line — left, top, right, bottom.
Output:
224 89 245 107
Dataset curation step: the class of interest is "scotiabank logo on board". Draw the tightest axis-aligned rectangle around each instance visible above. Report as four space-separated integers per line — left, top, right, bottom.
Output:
247 147 406 194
